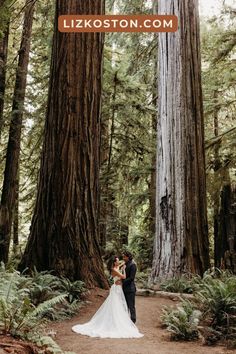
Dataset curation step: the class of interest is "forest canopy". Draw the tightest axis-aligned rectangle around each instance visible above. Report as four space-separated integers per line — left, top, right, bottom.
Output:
0 0 235 282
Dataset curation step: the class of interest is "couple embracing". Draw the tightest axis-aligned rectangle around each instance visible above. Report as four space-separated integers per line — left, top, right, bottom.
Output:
72 251 143 338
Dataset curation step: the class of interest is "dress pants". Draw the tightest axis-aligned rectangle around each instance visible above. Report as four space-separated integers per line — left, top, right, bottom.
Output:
124 291 136 323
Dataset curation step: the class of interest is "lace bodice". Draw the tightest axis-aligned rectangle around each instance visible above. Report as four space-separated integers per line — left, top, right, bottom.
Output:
113 276 120 283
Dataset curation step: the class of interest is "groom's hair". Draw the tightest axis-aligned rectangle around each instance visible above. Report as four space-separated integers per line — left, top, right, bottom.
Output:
123 250 133 261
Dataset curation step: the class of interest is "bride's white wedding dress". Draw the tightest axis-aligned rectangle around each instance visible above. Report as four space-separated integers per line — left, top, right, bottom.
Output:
72 276 143 338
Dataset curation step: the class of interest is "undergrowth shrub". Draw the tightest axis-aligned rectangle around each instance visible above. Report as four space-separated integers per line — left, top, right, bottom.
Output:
0 265 86 353
161 300 201 340
56 278 86 304
194 270 236 345
160 276 194 294
160 270 236 347
136 271 150 288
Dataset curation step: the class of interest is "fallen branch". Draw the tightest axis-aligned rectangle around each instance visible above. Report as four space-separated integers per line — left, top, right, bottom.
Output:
136 288 194 300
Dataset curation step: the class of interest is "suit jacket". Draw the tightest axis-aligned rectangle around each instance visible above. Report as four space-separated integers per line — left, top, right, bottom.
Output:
122 260 137 293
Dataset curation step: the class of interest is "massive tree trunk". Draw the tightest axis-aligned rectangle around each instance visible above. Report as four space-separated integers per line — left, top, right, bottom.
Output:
0 0 35 263
151 0 210 281
19 0 108 288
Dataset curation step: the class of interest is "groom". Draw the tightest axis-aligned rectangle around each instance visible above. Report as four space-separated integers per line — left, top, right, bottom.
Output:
122 251 137 323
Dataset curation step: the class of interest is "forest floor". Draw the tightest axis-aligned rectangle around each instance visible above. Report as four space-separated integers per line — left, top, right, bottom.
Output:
51 288 233 354
0 336 40 354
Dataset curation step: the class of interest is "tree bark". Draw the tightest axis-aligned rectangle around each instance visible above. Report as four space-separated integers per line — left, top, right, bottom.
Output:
0 23 9 138
217 184 236 273
0 0 35 263
19 0 108 288
212 90 221 268
149 47 158 241
99 72 118 250
151 0 210 281
99 118 109 250
13 173 19 254
0 0 7 7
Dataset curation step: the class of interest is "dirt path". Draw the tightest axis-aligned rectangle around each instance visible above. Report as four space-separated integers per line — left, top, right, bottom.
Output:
51 288 231 354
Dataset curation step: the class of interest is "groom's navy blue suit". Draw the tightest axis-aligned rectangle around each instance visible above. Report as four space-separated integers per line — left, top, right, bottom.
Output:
122 260 137 323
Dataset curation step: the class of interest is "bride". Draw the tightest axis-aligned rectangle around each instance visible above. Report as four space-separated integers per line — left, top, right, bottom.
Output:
72 256 143 338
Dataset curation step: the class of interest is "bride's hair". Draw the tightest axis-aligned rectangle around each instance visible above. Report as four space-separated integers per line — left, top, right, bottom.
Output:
107 255 118 274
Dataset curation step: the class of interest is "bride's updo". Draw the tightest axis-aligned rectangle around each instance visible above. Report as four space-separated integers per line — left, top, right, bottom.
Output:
107 255 118 274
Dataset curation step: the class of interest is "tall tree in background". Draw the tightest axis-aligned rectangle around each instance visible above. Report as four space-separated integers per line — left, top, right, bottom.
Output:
218 184 236 273
100 0 157 263
0 0 35 263
0 0 10 138
201 5 236 271
0 28 9 137
151 0 210 281
19 0 108 288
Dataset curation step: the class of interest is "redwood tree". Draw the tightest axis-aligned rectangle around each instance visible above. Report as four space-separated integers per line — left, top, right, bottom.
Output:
216 184 236 273
0 0 35 263
0 0 10 137
151 0 210 281
19 0 108 288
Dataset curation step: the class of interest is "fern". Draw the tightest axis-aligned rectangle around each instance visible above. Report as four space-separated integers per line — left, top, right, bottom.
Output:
14 294 67 333
28 334 76 354
194 274 236 328
161 300 201 340
160 276 193 294
0 268 84 353
30 294 67 318
0 270 83 335
46 300 82 321
56 278 86 303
